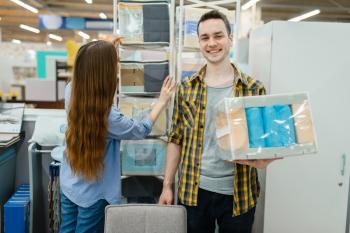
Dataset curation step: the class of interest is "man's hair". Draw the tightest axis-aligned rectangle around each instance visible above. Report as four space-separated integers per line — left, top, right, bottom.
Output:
197 10 231 35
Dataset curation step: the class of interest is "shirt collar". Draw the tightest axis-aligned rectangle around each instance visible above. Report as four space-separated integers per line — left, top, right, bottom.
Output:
188 63 248 85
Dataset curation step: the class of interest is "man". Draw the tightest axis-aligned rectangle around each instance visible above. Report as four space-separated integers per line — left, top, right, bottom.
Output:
159 10 277 233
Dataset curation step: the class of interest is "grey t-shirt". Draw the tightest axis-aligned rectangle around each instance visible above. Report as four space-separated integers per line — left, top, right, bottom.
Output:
199 85 234 195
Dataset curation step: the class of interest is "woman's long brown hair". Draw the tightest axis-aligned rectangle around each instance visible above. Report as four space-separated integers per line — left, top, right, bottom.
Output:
66 40 118 181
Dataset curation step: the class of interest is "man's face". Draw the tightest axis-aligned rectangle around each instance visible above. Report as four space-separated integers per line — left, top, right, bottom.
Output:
198 19 232 65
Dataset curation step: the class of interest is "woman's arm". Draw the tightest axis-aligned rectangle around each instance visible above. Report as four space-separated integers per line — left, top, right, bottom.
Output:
108 76 176 140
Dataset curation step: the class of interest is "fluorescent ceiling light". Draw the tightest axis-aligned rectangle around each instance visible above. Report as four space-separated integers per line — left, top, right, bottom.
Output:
19 24 40 33
10 0 38 14
85 0 93 4
92 39 98 41
46 41 52 46
288 9 321 22
99 12 107 19
242 0 260 10
12 39 21 44
78 31 90 39
48 33 63 41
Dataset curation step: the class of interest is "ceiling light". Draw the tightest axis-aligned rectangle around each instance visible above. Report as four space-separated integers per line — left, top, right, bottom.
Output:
48 33 63 41
19 24 40 34
10 0 38 14
78 31 90 39
46 41 52 46
288 9 321 22
12 39 21 44
242 0 260 10
92 39 98 41
85 0 93 4
99 12 107 19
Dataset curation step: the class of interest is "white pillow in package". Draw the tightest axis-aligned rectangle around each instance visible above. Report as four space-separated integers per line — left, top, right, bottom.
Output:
51 146 65 162
30 116 67 146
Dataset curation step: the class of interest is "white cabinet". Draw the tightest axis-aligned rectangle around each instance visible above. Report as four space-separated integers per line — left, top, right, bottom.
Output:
249 21 350 233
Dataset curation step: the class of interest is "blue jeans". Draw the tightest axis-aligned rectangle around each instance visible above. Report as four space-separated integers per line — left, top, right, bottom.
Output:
182 188 256 233
60 191 108 233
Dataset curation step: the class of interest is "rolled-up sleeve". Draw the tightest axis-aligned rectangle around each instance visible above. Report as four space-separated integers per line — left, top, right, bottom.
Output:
108 106 153 140
168 84 183 145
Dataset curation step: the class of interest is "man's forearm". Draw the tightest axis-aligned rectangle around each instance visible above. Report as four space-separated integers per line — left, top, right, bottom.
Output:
163 142 181 189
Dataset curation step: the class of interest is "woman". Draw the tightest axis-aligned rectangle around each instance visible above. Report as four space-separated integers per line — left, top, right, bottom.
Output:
60 40 175 233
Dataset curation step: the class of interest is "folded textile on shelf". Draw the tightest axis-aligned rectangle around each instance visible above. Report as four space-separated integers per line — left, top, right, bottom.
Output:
120 63 169 94
181 59 205 80
121 139 166 175
120 47 168 62
118 97 167 136
118 2 170 44
120 63 145 93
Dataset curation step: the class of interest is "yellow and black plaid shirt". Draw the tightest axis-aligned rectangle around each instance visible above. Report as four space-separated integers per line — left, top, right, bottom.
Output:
168 63 266 216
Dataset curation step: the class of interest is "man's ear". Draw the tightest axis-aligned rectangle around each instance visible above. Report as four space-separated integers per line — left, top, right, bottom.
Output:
229 33 233 41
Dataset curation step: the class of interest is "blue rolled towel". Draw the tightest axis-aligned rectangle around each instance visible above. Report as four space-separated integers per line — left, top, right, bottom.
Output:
275 105 296 146
262 106 281 147
245 107 266 148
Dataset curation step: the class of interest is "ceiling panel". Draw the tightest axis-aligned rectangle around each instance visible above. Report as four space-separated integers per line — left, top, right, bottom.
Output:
0 0 349 43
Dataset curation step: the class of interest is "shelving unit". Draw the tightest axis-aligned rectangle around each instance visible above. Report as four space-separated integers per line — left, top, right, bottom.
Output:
113 0 175 204
55 61 71 101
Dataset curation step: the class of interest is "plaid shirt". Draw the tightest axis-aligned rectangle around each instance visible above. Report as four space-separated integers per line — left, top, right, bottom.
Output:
168 63 266 216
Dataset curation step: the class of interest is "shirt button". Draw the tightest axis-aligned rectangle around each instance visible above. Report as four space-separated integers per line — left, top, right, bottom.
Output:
200 124 203 128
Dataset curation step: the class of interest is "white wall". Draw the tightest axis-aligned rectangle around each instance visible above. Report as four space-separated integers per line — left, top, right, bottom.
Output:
0 42 64 92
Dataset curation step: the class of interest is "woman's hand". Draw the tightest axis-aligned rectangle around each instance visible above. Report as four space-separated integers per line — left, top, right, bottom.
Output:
159 76 176 106
148 76 176 123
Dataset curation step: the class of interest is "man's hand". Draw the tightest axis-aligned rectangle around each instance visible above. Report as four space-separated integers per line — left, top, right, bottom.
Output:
158 187 174 205
234 158 282 169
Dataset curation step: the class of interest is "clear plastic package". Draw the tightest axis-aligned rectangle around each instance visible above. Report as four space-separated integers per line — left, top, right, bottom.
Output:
121 139 166 176
120 46 168 63
118 3 144 43
180 54 205 80
120 62 169 94
215 93 317 160
118 97 167 136
118 2 170 44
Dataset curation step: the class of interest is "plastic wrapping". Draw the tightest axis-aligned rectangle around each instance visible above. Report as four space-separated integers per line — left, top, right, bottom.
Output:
180 55 205 80
121 139 166 176
215 93 317 160
118 3 143 43
118 97 167 136
118 2 170 44
120 62 169 94
120 46 168 63
176 7 235 48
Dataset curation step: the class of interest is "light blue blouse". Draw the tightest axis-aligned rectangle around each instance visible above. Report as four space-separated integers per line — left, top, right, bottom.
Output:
60 83 152 207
